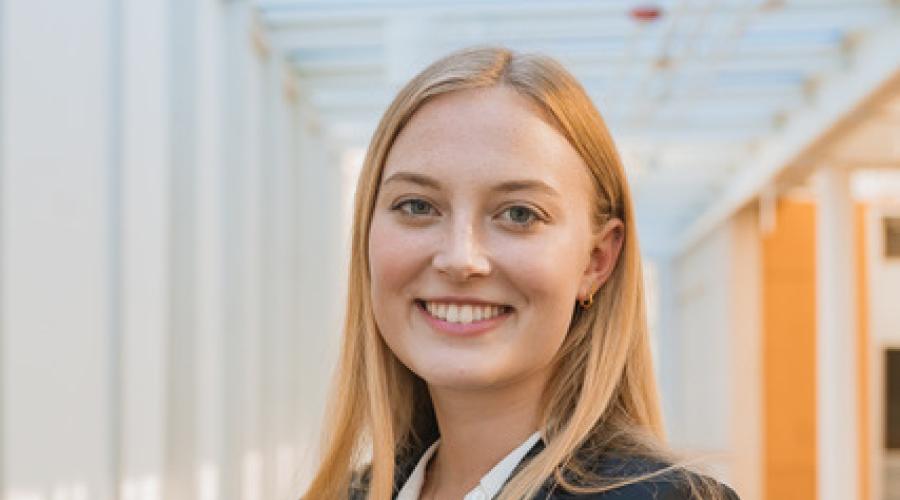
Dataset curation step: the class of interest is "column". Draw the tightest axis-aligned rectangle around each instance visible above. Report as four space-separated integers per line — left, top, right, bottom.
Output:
220 2 262 499
120 1 170 499
814 164 859 500
728 208 763 499
2 1 116 499
194 1 226 500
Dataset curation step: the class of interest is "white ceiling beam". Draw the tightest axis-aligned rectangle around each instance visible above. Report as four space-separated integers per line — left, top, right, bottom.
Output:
290 57 382 76
303 86 802 115
269 22 381 50
258 0 891 26
295 71 808 103
285 46 841 72
287 53 839 94
260 1 640 25
269 6 852 64
305 85 781 124
426 37 843 60
675 20 900 256
319 114 770 146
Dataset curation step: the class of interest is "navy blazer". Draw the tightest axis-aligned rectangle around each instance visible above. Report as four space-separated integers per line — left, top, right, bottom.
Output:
351 439 740 500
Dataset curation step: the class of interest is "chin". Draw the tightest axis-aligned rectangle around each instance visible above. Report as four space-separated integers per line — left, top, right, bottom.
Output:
413 360 514 391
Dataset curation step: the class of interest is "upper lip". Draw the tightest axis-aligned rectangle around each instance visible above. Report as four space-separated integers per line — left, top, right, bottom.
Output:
418 296 511 307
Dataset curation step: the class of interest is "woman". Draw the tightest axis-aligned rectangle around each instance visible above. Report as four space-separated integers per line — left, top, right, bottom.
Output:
303 47 739 500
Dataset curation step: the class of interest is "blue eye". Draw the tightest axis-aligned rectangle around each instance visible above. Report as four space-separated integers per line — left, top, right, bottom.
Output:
394 199 436 217
502 205 539 227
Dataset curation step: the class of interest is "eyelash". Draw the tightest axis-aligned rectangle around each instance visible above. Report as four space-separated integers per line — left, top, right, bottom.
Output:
391 198 545 229
393 198 438 218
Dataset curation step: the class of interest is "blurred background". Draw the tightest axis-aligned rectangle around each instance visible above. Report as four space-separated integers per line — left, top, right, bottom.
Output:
1 0 899 499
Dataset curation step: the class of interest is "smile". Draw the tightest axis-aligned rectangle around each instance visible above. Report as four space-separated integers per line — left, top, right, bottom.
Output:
421 300 510 323
415 299 513 336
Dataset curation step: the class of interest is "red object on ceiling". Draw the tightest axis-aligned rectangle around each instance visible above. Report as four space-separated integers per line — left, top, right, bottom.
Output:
630 5 663 22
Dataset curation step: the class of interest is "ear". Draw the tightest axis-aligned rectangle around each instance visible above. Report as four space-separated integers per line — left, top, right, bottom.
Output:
578 218 625 301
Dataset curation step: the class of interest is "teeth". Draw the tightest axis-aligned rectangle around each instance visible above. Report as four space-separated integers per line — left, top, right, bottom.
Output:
447 304 459 322
459 305 473 323
422 301 507 324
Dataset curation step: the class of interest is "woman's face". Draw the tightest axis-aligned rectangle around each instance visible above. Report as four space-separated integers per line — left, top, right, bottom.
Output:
368 85 622 392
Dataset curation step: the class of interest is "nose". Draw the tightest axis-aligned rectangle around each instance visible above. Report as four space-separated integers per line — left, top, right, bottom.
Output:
431 215 491 281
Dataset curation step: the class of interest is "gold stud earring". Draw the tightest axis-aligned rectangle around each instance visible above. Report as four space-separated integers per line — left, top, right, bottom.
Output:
578 290 596 309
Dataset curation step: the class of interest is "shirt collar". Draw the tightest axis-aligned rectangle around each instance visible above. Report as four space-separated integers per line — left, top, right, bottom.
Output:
395 431 542 500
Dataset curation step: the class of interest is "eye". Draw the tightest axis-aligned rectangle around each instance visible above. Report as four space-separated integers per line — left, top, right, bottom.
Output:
393 198 437 217
500 205 541 228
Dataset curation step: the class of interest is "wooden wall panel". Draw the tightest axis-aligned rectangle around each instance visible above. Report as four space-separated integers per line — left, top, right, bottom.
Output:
761 200 869 500
762 200 817 500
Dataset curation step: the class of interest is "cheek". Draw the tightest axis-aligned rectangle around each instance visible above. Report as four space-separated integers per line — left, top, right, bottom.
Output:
367 216 438 374
507 235 585 357
367 216 433 307
496 230 586 305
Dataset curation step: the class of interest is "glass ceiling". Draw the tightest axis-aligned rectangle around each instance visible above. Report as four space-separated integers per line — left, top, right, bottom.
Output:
256 0 900 254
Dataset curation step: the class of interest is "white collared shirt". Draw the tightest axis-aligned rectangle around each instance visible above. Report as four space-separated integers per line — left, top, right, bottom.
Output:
396 431 542 500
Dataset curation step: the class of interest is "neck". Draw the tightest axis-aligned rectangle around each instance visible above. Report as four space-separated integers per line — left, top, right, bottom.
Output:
422 370 547 497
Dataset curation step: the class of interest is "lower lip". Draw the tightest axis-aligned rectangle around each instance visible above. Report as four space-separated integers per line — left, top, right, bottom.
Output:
416 301 512 337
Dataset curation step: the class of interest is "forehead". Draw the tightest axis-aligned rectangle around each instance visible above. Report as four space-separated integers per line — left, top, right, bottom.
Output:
382 86 593 193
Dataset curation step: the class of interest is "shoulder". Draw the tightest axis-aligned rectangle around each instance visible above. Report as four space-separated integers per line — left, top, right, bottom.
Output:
535 455 740 500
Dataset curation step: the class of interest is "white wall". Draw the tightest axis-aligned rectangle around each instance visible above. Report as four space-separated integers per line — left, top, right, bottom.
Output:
668 206 762 496
2 2 115 500
864 199 900 500
293 102 346 490
652 258 681 440
674 221 732 452
867 201 900 347
0 1 340 499
120 2 170 500
194 1 227 500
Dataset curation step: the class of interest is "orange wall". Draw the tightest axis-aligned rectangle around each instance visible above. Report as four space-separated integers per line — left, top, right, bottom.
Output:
761 200 870 500
855 204 870 500
762 200 817 500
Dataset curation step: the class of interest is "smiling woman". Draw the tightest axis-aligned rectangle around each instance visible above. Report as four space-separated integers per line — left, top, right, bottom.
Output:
302 47 739 500
370 85 612 398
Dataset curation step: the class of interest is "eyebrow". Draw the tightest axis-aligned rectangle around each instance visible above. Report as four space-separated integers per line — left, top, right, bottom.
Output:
381 171 560 197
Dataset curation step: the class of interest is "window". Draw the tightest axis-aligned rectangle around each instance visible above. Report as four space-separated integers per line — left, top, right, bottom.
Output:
887 349 900 449
884 217 900 259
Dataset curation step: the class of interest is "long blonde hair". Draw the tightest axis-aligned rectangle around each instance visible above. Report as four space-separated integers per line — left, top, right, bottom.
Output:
304 47 720 500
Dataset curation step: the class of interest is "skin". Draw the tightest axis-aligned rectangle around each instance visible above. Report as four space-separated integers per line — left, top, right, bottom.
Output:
368 85 624 499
